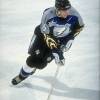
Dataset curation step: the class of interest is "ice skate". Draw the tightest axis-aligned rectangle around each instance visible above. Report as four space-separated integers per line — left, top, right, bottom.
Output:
12 68 36 85
12 74 26 85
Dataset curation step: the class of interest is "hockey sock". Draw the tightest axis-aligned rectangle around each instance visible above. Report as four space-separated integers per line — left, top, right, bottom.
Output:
20 64 35 79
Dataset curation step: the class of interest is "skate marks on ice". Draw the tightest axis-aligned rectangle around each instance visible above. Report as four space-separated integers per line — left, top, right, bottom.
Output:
20 75 100 100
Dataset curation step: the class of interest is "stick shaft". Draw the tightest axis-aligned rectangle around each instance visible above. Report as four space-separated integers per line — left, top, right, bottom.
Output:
47 65 60 100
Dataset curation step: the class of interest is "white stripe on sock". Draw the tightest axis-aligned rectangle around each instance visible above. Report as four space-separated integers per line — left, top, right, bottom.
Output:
22 64 34 73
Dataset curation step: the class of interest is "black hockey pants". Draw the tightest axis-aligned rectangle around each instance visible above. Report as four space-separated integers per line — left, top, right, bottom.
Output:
26 25 54 69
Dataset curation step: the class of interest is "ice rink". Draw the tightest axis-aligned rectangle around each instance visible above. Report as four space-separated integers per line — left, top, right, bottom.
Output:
0 0 100 100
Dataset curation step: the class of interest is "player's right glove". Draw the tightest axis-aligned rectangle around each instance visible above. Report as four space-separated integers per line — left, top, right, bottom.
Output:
43 34 58 49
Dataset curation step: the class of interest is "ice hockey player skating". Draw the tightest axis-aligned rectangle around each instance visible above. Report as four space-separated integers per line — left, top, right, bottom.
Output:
12 0 84 85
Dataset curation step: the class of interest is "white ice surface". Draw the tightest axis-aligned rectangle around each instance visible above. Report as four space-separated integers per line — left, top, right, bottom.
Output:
0 0 100 100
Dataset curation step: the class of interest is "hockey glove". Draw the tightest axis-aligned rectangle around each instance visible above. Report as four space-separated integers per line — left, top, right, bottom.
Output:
43 34 58 49
52 50 65 66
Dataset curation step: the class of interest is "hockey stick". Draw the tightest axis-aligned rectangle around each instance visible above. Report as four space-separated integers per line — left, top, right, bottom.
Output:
47 65 60 100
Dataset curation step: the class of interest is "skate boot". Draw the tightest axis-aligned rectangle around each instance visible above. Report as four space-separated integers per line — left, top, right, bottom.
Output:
12 74 27 85
12 68 37 85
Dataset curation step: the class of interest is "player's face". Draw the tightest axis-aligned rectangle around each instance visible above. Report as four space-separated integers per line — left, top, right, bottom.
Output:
57 9 69 18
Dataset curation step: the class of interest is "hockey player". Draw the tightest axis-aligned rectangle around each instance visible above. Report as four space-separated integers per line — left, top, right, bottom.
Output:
12 0 84 85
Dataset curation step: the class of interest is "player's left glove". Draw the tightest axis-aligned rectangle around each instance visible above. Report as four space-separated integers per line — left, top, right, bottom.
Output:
52 50 65 66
